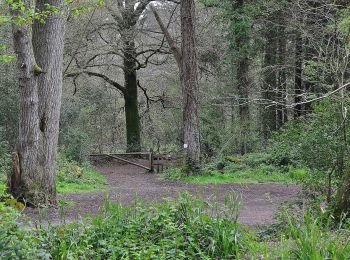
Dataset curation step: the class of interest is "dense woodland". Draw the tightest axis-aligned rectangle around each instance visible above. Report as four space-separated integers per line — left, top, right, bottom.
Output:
2 0 350 258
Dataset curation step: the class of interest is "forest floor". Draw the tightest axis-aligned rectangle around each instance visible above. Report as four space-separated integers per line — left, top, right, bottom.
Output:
24 162 300 227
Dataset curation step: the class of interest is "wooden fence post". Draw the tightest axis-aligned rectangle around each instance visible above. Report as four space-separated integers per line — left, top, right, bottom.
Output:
149 149 154 172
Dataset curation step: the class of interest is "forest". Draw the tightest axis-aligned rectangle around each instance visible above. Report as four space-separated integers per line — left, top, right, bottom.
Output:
1 0 350 258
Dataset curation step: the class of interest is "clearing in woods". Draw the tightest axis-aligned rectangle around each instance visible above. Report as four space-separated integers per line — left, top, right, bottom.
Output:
25 162 299 226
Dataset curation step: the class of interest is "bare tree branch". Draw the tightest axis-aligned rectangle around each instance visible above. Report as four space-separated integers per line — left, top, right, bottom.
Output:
65 71 126 94
150 3 182 68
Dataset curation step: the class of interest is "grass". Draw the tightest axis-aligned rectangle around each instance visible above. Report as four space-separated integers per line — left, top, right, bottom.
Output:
185 168 306 185
162 153 308 185
56 156 107 194
57 168 107 194
269 212 350 259
163 166 307 185
1 167 107 194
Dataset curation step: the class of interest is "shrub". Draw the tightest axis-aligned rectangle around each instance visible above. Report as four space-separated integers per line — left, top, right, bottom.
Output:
269 99 348 203
39 193 256 259
61 128 90 162
162 168 185 180
56 154 106 193
0 184 47 259
225 155 243 163
57 155 85 184
242 153 274 167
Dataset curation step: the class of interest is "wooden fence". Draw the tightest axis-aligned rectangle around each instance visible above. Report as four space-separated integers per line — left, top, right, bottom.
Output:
89 152 178 173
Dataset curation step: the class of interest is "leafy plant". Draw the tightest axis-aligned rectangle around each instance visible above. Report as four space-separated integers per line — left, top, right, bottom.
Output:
0 128 11 184
61 128 90 162
38 193 256 259
57 154 106 193
278 212 350 259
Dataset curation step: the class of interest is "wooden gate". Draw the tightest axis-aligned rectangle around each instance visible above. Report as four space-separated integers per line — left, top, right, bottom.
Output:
89 152 177 173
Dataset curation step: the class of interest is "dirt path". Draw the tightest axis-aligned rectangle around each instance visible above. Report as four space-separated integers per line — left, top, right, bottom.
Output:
24 163 300 226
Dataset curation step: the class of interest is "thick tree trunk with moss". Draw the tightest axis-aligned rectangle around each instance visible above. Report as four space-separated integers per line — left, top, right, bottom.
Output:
124 76 141 152
122 31 141 152
181 0 201 169
9 2 41 203
9 0 65 204
32 0 66 203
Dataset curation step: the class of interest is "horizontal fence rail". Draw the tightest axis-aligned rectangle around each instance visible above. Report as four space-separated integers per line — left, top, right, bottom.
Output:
89 152 180 173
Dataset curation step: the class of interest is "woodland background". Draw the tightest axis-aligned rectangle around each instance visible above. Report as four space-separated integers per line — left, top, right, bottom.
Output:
2 0 350 258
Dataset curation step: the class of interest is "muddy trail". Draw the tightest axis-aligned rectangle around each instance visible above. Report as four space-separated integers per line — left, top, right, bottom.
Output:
24 162 300 226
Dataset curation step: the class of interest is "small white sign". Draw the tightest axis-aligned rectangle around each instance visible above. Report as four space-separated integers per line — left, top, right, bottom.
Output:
183 143 188 149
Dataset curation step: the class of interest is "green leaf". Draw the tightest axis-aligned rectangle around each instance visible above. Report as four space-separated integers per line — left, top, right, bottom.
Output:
0 55 16 63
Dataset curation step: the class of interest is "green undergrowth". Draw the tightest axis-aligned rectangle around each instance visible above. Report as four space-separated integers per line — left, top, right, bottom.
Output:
0 184 45 259
57 155 107 194
39 193 260 259
184 168 306 185
0 151 107 194
264 209 350 259
163 153 307 185
1 190 350 259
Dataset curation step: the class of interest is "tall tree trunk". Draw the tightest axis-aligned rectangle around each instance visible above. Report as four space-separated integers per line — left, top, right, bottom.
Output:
9 1 41 202
122 31 141 152
237 57 250 154
262 25 278 140
181 0 201 169
277 26 288 128
32 0 66 202
303 39 314 114
151 1 200 166
235 0 250 155
294 32 303 118
9 0 65 204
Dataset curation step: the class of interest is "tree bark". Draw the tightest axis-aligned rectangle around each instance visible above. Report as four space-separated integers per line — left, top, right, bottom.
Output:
181 0 201 168
9 1 41 202
294 32 303 118
84 1 143 152
237 57 250 154
277 25 288 128
151 1 201 168
123 35 141 152
120 7 141 152
32 0 66 202
235 0 250 155
262 25 278 139
9 0 65 204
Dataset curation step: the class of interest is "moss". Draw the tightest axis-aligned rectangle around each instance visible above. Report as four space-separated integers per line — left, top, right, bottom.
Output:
32 64 43 75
